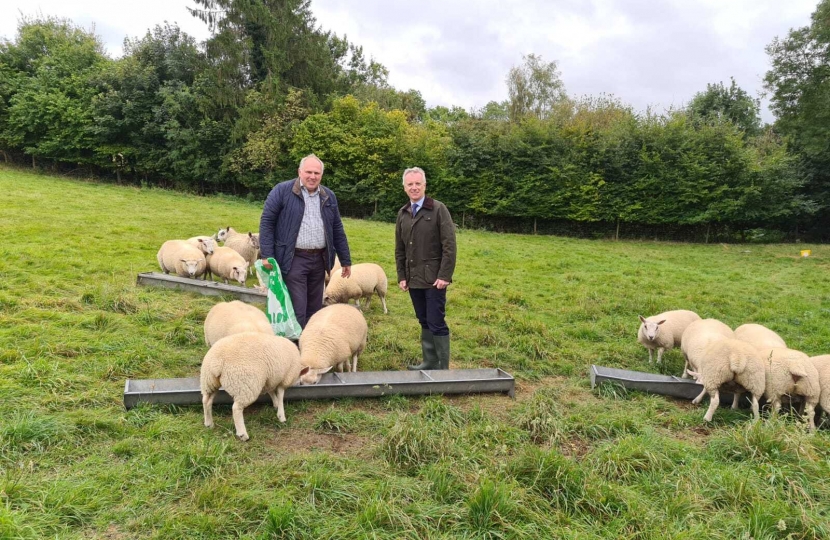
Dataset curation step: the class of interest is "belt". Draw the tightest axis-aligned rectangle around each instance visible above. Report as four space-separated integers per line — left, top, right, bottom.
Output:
295 247 325 254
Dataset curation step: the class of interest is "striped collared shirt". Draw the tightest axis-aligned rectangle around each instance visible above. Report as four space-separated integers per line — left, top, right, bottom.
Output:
296 186 326 249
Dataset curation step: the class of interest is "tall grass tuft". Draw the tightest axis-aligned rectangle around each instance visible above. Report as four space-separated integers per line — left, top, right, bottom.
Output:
465 477 517 538
380 414 452 473
0 412 72 454
517 389 565 445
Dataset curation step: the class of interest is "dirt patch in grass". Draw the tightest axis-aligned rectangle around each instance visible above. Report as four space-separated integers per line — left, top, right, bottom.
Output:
265 428 375 457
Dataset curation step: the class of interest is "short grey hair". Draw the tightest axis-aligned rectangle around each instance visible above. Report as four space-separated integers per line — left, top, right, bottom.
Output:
299 154 325 173
402 167 426 185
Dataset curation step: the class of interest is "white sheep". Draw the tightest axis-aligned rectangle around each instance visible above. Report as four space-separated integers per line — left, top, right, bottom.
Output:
680 318 734 379
204 300 273 346
186 236 217 255
186 236 218 280
324 263 388 314
156 240 207 279
219 227 260 277
208 246 249 286
756 347 820 430
687 338 765 422
637 309 701 364
734 323 787 350
298 304 368 384
201 332 309 441
809 355 830 427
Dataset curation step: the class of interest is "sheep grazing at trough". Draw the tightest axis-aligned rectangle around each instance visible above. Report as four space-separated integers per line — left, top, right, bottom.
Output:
756 347 820 431
680 318 734 379
809 355 830 427
298 304 368 384
734 323 787 350
219 227 260 277
324 263 388 314
200 332 309 441
637 310 701 364
156 240 207 279
207 246 249 286
204 300 273 347
687 338 765 423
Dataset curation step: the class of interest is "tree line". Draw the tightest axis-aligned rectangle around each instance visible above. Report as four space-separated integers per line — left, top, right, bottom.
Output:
1 0 829 241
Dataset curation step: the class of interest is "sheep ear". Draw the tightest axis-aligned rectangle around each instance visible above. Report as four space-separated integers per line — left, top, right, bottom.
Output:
248 232 253 237
299 366 310 376
638 315 646 324
320 366 333 374
180 259 187 263
657 319 666 325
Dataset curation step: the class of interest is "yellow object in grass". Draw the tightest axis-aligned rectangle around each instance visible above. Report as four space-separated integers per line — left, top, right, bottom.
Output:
800 249 811 257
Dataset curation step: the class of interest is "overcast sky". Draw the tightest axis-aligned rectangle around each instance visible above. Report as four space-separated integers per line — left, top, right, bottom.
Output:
0 0 819 123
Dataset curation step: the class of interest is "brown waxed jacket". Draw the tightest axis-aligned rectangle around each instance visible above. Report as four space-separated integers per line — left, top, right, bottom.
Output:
395 197 456 289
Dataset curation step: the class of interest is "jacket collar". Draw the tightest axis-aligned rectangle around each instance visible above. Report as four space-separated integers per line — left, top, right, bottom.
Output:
402 197 434 212
292 177 329 202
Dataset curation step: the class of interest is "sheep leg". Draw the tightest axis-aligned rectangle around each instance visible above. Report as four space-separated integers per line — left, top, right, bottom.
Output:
269 387 287 423
769 398 782 418
656 348 664 364
731 392 742 410
750 395 760 421
231 401 250 441
805 402 816 431
202 392 216 428
703 390 720 422
363 293 373 311
692 388 706 405
380 293 388 315
351 353 359 373
648 349 654 364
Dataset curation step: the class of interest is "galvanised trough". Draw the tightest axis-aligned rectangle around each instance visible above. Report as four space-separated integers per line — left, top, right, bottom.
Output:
124 368 515 409
136 272 265 303
589 364 812 414
590 364 706 400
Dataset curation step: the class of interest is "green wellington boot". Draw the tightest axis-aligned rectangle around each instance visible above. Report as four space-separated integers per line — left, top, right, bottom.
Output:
433 334 450 370
408 328 440 370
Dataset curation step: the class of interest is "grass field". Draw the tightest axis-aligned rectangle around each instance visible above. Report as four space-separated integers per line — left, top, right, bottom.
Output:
1 165 830 539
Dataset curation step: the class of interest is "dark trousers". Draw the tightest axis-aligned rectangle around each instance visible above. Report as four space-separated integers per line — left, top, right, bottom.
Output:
284 251 326 328
408 287 449 336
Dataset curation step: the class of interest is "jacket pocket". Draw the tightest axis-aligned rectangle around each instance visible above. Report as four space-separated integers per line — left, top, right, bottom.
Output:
424 259 439 284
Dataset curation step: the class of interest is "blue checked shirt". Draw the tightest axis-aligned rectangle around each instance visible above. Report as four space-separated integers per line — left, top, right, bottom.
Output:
296 186 326 249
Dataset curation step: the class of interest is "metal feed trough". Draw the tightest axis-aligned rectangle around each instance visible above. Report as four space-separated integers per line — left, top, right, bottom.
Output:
136 272 265 303
124 368 515 409
590 364 808 412
590 364 752 406
590 364 706 400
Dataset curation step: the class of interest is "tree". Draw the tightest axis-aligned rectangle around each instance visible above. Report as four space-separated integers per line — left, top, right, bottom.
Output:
188 0 387 111
0 17 108 166
687 77 762 136
505 53 568 122
91 23 205 180
764 0 830 235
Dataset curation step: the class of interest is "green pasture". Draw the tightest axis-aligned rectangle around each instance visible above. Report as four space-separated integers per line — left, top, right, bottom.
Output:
1 166 829 539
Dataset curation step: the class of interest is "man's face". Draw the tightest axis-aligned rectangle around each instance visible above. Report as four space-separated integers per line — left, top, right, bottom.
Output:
299 159 323 192
403 172 425 203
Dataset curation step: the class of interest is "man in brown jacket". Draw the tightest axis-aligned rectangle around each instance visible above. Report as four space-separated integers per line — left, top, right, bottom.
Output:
395 167 457 370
